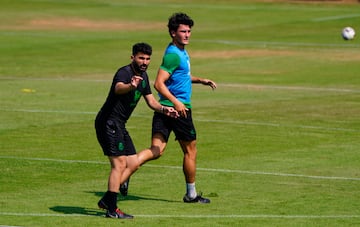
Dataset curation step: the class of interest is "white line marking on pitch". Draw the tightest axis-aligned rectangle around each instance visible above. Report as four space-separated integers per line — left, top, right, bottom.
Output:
1 156 360 181
220 83 360 93
2 76 360 93
201 39 360 48
0 108 358 132
1 212 360 219
148 164 360 181
312 14 360 22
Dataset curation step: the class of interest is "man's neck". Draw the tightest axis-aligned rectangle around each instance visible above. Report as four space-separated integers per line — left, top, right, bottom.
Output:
172 41 185 50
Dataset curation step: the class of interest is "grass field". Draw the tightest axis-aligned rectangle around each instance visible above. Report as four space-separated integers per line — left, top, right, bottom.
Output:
1 0 360 226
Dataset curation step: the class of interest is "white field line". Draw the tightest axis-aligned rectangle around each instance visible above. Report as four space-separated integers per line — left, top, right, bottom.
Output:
200 39 360 48
1 156 360 181
1 79 359 131
195 118 359 133
2 77 359 132
1 212 360 219
1 108 358 133
2 30 359 47
312 14 360 22
221 83 360 93
1 76 360 93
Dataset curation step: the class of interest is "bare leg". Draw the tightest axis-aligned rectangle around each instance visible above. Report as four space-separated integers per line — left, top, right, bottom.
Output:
137 133 167 165
108 156 127 192
121 155 139 185
179 140 197 183
179 139 210 203
118 133 167 195
98 155 129 214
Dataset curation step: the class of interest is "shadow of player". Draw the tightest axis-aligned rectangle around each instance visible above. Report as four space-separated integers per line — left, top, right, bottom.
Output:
49 206 104 217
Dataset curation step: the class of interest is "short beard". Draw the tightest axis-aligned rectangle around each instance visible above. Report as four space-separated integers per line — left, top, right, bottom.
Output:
131 62 143 76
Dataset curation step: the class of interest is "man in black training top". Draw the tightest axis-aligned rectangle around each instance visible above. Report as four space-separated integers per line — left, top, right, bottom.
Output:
95 42 178 219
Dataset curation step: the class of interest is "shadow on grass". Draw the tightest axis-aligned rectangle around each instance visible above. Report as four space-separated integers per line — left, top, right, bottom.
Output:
49 192 181 216
87 191 181 203
49 206 104 217
50 192 181 216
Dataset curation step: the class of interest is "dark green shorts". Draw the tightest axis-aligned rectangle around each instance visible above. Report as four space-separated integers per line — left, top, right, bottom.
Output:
152 108 196 142
95 119 136 157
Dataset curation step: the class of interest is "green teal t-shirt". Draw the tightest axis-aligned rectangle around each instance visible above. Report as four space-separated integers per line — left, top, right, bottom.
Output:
158 44 192 108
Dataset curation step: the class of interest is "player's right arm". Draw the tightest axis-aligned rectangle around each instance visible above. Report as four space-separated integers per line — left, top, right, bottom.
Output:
114 76 143 94
154 68 188 118
155 53 188 117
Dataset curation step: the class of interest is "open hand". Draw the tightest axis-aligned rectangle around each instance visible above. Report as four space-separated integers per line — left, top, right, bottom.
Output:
202 79 217 90
131 75 143 88
163 107 180 118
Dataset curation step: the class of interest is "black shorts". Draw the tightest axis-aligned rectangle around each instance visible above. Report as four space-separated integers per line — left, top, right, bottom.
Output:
152 108 196 142
95 118 136 157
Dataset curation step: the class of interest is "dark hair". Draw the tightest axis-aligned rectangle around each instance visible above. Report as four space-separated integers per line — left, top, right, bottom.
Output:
132 42 152 56
167 12 194 36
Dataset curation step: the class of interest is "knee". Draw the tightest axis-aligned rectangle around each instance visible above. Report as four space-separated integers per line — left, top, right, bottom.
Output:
109 157 127 170
185 151 197 161
150 145 164 160
131 164 140 173
182 142 197 159
132 158 141 171
125 156 141 172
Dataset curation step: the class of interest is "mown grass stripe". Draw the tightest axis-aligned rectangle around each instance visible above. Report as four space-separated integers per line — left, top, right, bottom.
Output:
1 212 360 219
1 108 358 132
1 156 359 181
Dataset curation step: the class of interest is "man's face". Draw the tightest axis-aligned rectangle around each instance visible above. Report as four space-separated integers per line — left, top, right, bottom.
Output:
171 24 191 46
131 52 151 72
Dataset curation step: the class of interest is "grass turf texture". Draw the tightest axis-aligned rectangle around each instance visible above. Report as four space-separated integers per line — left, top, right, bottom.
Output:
1 0 360 226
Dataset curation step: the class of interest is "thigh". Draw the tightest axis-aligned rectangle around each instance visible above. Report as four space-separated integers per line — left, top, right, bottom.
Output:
151 133 168 155
126 154 139 172
152 112 172 142
97 119 136 156
109 155 127 170
173 109 197 141
178 139 197 156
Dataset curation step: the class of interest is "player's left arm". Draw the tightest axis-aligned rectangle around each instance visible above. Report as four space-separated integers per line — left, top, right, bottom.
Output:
144 93 179 118
191 75 217 90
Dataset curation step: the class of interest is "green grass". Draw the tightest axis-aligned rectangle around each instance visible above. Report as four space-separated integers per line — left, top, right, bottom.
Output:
1 0 360 226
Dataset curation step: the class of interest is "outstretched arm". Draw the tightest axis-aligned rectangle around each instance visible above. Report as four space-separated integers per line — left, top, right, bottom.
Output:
144 93 179 118
114 75 143 94
191 75 217 90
